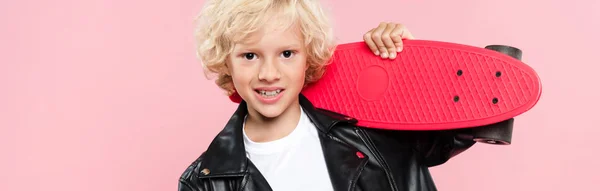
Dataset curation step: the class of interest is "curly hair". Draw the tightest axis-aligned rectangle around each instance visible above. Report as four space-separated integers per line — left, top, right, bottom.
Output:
193 0 337 96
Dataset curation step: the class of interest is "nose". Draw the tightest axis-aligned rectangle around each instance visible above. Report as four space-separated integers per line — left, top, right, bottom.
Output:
258 57 281 82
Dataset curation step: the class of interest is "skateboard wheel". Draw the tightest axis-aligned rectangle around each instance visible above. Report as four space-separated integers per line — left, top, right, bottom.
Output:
470 118 514 145
485 45 523 61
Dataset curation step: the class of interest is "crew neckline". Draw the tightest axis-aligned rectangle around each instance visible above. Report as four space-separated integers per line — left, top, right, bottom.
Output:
242 107 308 155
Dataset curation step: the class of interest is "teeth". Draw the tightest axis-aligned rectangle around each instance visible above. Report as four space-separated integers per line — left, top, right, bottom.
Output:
258 90 282 97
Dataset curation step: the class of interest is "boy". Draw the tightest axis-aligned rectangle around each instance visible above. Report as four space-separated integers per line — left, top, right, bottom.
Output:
179 0 476 190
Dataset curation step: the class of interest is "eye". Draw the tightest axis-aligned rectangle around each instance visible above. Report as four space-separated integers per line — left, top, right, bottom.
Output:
243 53 257 60
281 50 294 58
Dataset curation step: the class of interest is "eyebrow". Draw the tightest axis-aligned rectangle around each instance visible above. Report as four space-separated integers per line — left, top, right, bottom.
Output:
282 44 302 50
234 44 303 52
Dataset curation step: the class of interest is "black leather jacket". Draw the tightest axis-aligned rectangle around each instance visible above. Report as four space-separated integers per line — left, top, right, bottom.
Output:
178 94 478 191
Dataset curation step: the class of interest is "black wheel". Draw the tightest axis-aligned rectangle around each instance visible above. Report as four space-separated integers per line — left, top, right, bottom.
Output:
469 118 514 145
485 45 523 61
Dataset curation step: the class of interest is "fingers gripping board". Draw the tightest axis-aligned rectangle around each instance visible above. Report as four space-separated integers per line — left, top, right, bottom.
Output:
232 40 542 131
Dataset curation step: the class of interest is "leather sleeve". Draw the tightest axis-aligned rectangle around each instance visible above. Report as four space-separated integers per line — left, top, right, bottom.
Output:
414 129 476 167
359 126 476 168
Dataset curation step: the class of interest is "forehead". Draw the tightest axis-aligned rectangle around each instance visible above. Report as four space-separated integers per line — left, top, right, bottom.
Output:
236 21 304 48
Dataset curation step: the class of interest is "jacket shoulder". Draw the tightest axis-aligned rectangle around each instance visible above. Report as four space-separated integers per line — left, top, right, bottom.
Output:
180 152 205 179
178 152 206 191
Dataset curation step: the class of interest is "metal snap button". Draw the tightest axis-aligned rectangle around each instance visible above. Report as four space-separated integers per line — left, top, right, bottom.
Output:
201 168 210 175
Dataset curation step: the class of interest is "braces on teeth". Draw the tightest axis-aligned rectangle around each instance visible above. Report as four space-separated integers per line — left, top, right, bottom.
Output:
259 90 282 96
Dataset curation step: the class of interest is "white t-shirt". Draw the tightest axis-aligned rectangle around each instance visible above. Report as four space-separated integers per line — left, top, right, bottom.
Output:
242 108 334 191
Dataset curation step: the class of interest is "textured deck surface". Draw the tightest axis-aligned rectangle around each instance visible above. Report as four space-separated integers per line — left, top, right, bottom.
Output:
300 40 541 130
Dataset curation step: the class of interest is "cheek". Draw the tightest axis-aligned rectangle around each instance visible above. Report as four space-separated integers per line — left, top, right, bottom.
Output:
301 57 309 78
228 62 252 89
230 70 252 86
292 60 309 85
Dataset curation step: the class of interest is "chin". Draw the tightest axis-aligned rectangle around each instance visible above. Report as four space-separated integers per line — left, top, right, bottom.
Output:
251 102 287 118
255 109 284 119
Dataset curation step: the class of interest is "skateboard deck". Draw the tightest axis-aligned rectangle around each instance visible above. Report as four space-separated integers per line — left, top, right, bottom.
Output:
230 40 542 131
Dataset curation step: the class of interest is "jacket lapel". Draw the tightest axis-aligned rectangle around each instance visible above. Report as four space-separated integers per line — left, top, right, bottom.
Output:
299 94 370 191
197 101 249 178
196 101 275 190
318 133 369 190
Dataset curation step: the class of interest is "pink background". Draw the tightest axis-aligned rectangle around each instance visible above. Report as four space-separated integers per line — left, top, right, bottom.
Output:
2 0 599 190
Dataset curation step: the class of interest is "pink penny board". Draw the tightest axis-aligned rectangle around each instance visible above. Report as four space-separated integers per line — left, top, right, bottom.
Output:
232 40 542 131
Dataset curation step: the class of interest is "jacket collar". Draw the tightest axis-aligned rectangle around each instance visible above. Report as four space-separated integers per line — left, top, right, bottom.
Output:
197 94 357 178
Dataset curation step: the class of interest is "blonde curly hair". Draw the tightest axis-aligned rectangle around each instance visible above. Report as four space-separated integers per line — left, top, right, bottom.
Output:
194 0 337 96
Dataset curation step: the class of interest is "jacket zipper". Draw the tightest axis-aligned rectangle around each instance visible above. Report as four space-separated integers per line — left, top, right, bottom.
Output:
355 128 398 191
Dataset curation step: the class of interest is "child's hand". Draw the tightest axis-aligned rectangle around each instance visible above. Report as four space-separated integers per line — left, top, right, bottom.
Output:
363 22 415 59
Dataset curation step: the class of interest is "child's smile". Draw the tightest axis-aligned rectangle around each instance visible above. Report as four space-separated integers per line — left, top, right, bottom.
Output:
228 22 307 120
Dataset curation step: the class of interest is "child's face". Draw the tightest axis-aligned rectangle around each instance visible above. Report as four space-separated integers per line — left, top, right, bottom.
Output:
227 23 308 119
